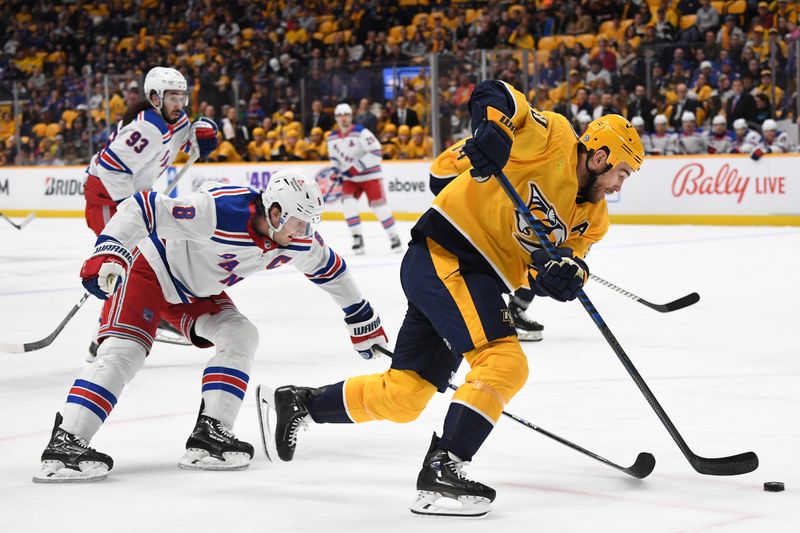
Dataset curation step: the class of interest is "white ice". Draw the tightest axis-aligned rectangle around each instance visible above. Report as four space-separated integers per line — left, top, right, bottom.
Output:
1 217 798 533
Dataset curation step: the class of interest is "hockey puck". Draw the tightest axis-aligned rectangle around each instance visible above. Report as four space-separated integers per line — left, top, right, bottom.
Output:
763 482 785 492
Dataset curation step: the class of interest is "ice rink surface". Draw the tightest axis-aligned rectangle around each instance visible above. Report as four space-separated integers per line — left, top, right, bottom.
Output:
0 217 798 532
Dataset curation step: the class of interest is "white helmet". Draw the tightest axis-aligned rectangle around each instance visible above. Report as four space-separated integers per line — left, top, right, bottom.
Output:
262 168 323 238
577 111 592 124
334 103 353 116
144 67 188 108
712 115 727 126
681 111 696 123
654 114 668 125
733 118 748 130
762 119 777 131
631 116 645 127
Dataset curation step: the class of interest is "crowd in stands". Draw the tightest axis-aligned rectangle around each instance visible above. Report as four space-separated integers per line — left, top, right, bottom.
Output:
1 0 800 167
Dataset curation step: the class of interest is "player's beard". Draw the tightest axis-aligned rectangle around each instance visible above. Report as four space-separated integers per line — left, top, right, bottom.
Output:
162 106 182 124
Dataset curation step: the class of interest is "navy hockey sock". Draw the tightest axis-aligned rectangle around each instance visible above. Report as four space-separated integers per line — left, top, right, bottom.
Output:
308 381 353 424
438 402 494 461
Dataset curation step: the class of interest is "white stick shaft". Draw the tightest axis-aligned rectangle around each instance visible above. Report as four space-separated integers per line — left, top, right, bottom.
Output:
164 155 199 196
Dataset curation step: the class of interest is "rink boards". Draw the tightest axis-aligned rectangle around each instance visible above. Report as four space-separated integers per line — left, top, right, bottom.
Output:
1 154 799 225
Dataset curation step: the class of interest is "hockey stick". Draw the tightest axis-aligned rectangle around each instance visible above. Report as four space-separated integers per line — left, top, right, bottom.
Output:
164 154 199 196
590 274 700 313
494 170 757 476
372 345 654 479
0 292 90 353
0 212 36 230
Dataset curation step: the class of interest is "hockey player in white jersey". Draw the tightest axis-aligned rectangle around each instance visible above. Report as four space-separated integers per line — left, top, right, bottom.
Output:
705 115 735 154
677 111 708 154
84 67 217 233
84 66 219 355
731 118 761 154
33 169 389 483
751 119 794 160
645 114 679 155
326 103 402 255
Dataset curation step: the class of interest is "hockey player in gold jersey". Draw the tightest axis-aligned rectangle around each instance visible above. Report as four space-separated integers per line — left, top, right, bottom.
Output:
259 80 643 517
429 136 610 341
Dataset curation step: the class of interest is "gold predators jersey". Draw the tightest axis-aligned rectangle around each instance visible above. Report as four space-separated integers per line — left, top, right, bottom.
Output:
416 81 609 291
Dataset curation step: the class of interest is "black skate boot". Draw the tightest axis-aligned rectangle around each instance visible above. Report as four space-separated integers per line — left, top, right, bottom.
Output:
509 298 544 342
257 385 316 462
352 234 365 255
33 412 114 483
409 433 496 517
179 414 254 471
390 235 403 253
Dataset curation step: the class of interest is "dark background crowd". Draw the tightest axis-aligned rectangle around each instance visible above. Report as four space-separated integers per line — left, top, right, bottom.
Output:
1 0 799 166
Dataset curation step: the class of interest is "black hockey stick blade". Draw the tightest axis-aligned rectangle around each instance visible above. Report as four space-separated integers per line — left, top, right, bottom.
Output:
690 451 759 476
496 405 656 479
639 292 700 313
0 212 35 230
0 292 90 353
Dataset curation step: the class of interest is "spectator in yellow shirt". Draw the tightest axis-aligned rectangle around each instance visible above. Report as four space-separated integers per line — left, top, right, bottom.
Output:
508 25 534 50
281 127 306 161
303 127 328 160
0 111 15 143
380 123 399 160
757 68 784 110
264 130 283 161
247 127 269 161
208 132 242 162
395 124 412 159
407 125 433 158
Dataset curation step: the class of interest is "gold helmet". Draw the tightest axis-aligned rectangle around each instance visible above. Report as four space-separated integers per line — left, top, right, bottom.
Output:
580 114 644 172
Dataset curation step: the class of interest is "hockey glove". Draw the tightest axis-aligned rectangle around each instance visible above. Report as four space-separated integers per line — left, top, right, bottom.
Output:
463 107 514 182
191 117 219 159
344 300 389 359
530 247 588 303
750 147 768 161
80 237 134 300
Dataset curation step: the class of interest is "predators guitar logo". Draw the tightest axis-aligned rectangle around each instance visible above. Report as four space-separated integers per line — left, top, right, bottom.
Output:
513 181 567 254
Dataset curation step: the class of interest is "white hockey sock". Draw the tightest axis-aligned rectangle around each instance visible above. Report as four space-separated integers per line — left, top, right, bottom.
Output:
342 196 362 235
194 309 257 429
61 337 146 441
372 203 398 237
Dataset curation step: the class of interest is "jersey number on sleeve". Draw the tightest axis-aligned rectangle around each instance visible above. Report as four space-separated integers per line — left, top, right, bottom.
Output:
126 131 150 153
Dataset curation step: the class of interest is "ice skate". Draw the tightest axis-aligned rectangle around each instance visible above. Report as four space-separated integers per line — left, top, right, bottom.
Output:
390 235 403 253
178 414 253 471
409 433 495 518
155 319 191 346
257 384 316 462
33 413 113 483
352 234 365 256
509 299 544 342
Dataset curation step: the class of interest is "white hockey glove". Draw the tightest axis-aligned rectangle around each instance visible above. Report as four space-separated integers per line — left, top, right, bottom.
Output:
80 237 133 300
344 300 389 359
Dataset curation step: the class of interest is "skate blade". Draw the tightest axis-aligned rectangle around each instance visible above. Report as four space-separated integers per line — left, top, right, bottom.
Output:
154 329 192 345
516 329 543 342
178 449 251 471
409 491 491 518
255 385 277 462
32 460 109 483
